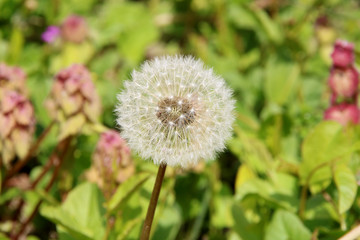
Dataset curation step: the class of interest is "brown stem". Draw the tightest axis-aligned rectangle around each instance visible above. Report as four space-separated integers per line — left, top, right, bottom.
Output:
12 136 72 239
140 164 167 240
4 121 55 182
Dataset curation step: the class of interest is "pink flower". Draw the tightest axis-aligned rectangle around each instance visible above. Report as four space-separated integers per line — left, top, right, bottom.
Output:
0 91 35 165
324 104 359 126
89 130 133 198
41 26 60 43
331 40 355 68
94 130 130 173
329 67 359 99
0 63 27 97
46 64 101 121
61 15 88 43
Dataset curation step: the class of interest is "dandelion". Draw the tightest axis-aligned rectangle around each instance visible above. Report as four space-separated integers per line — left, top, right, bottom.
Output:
116 55 234 168
116 55 234 240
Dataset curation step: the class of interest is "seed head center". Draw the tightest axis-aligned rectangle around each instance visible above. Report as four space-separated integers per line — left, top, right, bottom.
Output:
156 96 196 127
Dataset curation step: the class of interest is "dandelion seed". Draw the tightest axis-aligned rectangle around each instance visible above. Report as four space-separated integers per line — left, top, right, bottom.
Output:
116 55 235 167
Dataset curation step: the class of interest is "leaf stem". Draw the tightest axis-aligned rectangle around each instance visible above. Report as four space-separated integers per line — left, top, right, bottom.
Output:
140 164 167 240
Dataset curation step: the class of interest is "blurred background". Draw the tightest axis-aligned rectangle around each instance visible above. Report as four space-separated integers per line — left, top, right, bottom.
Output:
1 0 360 239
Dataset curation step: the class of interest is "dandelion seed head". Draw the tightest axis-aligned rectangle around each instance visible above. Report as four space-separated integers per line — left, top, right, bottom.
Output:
116 55 235 167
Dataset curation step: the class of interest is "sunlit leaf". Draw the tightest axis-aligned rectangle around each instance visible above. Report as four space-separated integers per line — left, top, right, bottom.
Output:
265 210 311 240
334 164 357 214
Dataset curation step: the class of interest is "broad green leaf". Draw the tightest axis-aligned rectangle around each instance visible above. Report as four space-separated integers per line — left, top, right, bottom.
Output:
235 176 298 212
107 172 151 213
300 121 359 193
232 204 262 240
334 164 357 214
40 182 106 240
211 184 234 228
152 203 182 240
252 7 284 44
304 195 339 228
228 129 273 174
235 164 256 190
265 58 300 105
41 205 94 240
228 4 258 30
265 210 311 240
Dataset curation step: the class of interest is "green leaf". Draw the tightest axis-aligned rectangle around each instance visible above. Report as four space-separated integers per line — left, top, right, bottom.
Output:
40 182 106 240
152 203 182 240
300 121 360 193
265 210 311 240
252 7 284 44
232 204 262 240
107 172 151 213
8 26 23 64
0 188 21 205
235 175 298 212
265 58 300 105
334 164 357 214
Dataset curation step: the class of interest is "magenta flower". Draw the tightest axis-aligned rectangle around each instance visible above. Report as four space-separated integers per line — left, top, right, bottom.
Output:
61 15 88 43
331 40 355 68
329 67 359 99
324 104 360 126
41 26 60 43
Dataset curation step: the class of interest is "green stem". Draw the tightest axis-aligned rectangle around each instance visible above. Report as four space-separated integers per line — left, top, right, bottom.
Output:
140 164 167 240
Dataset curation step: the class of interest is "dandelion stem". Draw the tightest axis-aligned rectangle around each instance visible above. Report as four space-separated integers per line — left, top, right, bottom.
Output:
140 164 167 240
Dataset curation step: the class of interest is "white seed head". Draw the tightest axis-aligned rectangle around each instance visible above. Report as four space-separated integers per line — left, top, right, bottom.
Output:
115 55 235 167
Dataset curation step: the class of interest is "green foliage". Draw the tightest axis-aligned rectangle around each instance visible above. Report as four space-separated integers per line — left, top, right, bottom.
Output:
1 0 360 239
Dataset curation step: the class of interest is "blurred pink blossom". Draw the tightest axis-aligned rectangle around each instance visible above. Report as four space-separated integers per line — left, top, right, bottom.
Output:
0 91 35 165
0 63 27 96
329 67 359 99
94 130 131 174
324 104 359 126
331 40 355 68
61 15 88 43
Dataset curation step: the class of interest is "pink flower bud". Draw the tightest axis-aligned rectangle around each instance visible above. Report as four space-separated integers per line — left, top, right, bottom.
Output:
331 40 355 68
89 130 133 198
61 15 88 43
47 64 100 119
94 130 130 173
324 104 359 126
46 64 101 139
0 63 27 96
329 67 359 99
0 91 35 165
